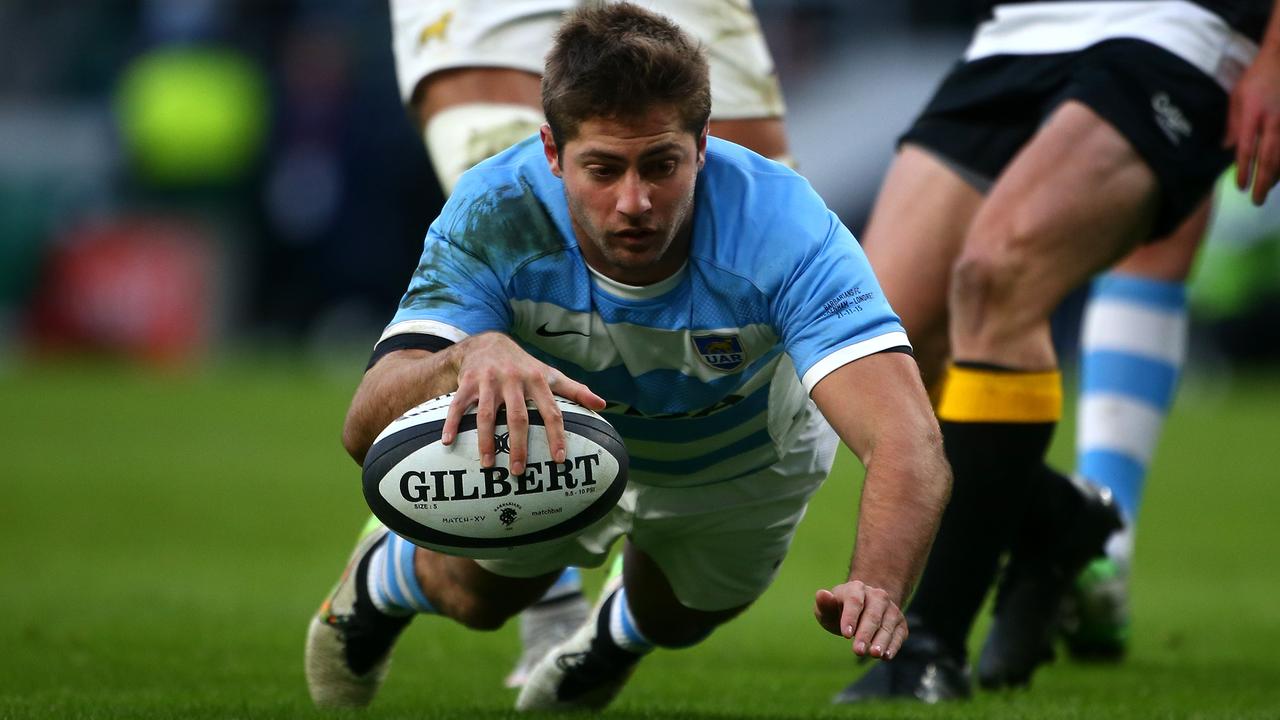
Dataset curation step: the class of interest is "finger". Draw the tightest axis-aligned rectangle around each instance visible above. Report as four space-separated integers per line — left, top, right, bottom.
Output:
442 386 474 446
475 380 498 467
504 383 530 476
531 382 567 464
1236 107 1259 191
852 591 889 657
1251 118 1280 205
550 370 606 411
868 610 900 659
839 581 866 641
813 589 844 636
885 623 909 661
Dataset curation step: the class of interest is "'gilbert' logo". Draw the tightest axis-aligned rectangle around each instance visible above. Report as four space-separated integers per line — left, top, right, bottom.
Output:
398 454 602 503
692 334 746 371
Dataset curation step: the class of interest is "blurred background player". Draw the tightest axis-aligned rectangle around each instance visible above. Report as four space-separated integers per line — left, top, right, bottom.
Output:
834 0 1280 702
388 0 792 687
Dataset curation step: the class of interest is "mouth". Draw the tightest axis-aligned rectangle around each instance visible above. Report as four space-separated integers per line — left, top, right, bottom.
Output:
612 228 658 241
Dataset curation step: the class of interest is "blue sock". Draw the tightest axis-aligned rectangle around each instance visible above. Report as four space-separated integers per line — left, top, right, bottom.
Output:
367 532 437 616
605 586 655 654
1077 272 1188 535
534 567 583 605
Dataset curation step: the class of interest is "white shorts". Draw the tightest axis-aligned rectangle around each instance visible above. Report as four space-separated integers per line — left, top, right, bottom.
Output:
390 0 786 120
476 401 838 611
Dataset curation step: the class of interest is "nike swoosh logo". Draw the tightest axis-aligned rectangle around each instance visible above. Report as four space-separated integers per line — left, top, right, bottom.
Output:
536 323 590 338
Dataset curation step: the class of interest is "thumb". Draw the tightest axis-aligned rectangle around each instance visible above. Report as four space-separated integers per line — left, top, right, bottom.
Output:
551 372 607 411
813 589 843 636
563 379 606 407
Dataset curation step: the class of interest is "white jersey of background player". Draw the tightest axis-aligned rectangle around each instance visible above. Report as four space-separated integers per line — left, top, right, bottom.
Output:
388 0 792 686
391 0 791 194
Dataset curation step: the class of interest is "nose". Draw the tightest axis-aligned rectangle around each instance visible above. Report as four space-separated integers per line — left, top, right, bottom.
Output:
615 170 652 219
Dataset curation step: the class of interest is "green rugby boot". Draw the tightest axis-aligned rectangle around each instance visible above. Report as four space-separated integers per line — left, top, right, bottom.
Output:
1060 556 1130 660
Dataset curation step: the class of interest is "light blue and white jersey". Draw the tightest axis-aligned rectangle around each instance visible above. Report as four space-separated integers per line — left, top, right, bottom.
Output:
379 136 908 487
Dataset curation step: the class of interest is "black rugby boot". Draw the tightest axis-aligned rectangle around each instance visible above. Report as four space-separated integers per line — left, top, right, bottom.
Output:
977 467 1124 689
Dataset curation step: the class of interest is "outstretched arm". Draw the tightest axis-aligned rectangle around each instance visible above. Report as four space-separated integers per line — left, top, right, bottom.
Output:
809 350 951 660
341 333 605 471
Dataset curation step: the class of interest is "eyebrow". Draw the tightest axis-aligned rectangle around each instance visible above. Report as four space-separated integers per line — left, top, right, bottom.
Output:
578 142 685 162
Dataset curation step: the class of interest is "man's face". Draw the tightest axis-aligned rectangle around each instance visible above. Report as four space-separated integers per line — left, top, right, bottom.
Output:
542 106 706 285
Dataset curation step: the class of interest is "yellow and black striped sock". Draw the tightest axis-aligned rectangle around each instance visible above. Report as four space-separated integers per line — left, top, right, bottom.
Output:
907 362 1062 657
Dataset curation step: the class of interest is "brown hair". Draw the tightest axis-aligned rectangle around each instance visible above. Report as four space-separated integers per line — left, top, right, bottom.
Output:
542 2 711 148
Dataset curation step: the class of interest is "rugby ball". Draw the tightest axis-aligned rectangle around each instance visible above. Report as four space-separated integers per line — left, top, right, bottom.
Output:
362 393 628 559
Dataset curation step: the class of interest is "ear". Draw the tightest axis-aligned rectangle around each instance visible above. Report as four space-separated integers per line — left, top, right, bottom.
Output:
541 124 562 177
695 121 709 170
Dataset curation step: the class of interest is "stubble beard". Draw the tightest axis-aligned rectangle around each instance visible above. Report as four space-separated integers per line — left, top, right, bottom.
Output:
570 188 695 277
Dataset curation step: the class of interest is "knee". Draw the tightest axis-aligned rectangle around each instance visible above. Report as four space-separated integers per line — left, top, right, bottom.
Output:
950 245 1027 312
950 221 1056 339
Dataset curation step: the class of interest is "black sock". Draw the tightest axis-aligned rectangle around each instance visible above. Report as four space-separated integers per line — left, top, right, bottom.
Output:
906 362 1063 659
906 419 1055 659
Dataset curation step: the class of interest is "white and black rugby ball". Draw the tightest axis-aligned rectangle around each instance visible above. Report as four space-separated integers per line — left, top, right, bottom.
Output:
362 393 628 559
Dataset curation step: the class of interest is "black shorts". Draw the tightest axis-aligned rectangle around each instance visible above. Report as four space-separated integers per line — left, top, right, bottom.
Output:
901 39 1231 238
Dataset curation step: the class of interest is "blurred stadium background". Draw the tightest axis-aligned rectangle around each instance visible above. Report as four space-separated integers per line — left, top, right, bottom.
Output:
4 0 1279 364
3 2 1279 718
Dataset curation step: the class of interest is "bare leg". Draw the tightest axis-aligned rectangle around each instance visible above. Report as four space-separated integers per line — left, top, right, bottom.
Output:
861 145 983 389
413 548 561 630
1111 199 1207 280
949 101 1158 367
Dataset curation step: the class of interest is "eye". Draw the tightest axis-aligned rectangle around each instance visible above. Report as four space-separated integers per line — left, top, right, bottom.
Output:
585 165 617 179
647 159 677 177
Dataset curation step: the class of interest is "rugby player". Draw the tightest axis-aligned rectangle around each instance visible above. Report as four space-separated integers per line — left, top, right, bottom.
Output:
834 0 1280 702
387 0 793 685
306 3 951 711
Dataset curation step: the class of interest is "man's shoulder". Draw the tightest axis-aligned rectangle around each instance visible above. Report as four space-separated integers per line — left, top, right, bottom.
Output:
437 138 573 266
697 139 842 275
702 138 829 227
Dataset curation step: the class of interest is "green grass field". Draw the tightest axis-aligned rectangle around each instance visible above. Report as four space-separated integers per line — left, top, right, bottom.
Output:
2 360 1278 719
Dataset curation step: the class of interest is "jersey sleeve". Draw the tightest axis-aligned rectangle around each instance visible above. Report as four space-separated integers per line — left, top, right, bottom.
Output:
379 221 512 349
773 209 910 393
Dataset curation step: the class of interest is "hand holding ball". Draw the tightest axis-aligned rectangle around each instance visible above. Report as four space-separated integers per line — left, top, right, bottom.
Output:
361 393 628 558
